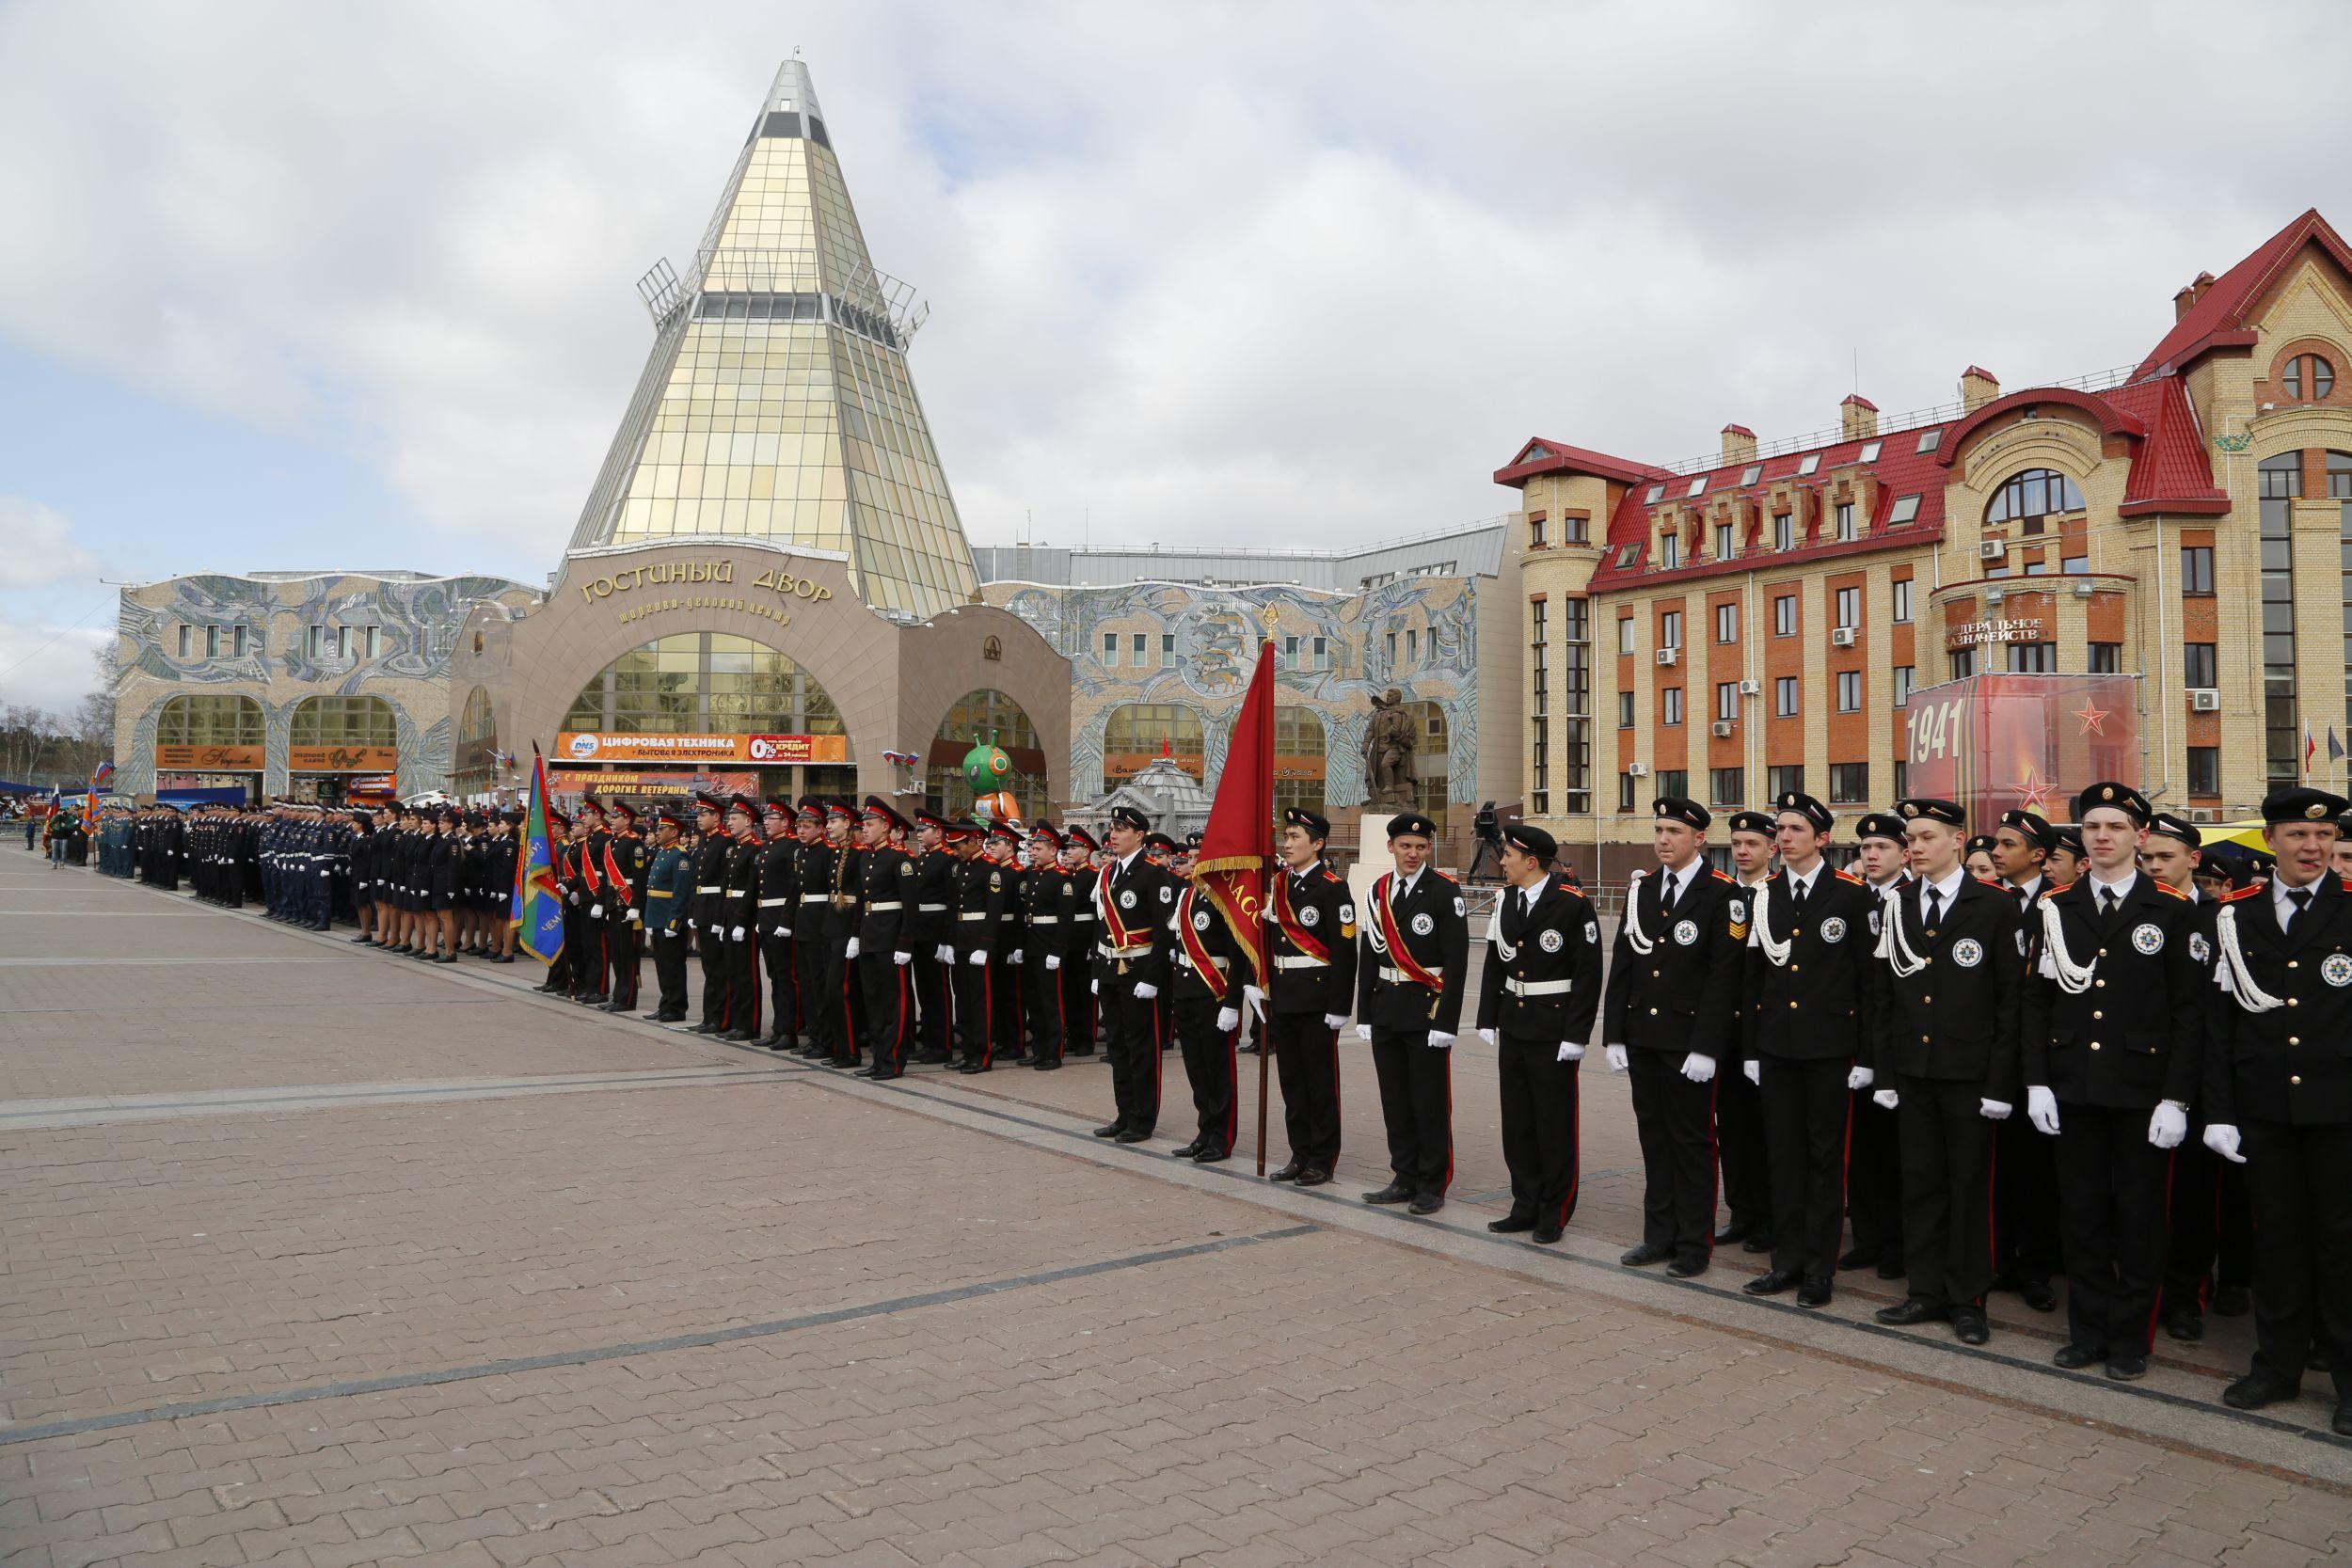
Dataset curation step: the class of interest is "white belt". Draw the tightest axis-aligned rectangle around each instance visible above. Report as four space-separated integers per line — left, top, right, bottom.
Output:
696 885 723 894
757 897 792 907
1505 976 1573 997
866 900 902 911
1377 965 1442 986
918 903 947 911
1102 942 1152 958
1178 953 1230 971
1275 955 1329 971
1029 915 1060 924
960 911 990 921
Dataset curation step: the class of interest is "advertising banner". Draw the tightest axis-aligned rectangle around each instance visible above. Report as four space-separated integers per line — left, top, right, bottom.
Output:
546 768 761 807
155 745 265 771
288 745 400 773
1903 673 2139 825
554 732 849 766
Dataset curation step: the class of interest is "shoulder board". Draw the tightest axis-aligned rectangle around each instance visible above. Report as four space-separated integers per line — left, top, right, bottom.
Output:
1319 868 1343 883
1835 868 1863 885
1428 869 1459 885
1973 876 2004 887
2342 877 2352 893
1711 868 1735 882
2222 882 2266 903
2154 881 2188 899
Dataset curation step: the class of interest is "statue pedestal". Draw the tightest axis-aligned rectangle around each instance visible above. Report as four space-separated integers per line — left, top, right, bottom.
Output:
1349 814 1395 913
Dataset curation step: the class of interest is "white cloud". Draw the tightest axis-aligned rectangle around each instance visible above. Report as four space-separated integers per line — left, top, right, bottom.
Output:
0 0 2347 567
0 499 100 589
0 618 109 712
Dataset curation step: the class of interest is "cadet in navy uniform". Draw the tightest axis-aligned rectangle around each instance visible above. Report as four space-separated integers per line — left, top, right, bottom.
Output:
1357 811 1470 1216
2203 784 2352 1434
1476 824 1604 1242
1604 797 1748 1276
1989 808 2064 1313
1742 792 1881 1307
1091 806 1175 1136
1867 797 2025 1347
1168 846 1251 1163
1248 807 1358 1184
2018 782 2203 1381
642 810 693 1022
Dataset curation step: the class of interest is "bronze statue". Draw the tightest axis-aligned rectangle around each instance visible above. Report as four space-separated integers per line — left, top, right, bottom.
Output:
1364 689 1418 807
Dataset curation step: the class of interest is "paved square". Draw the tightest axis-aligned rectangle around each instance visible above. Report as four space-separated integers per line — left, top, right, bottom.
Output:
4 851 2348 1566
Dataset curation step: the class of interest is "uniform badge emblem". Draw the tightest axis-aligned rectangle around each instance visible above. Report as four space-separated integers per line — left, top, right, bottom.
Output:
1584 920 1599 944
1868 910 1883 937
1539 928 1565 953
1340 906 1355 924
1119 889 1136 909
2325 953 2352 988
2015 928 2028 957
1299 905 1320 927
1952 938 1984 969
1192 908 1211 932
1820 916 1847 944
1410 911 1435 936
1674 918 1699 946
1160 885 1174 903
1454 895 1467 917
2131 922 2164 956
2188 932 2211 966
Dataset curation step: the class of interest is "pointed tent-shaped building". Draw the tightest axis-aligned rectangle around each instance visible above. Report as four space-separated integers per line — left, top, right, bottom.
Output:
568 59 979 621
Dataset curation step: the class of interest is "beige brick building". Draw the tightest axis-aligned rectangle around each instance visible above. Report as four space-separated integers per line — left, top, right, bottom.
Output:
1498 209 2352 884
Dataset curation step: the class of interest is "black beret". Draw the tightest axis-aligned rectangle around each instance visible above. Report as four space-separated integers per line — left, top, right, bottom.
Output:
2261 785 2351 825
1852 812 1906 846
1965 834 1998 857
1996 809 2055 851
1725 810 1774 838
1109 805 1152 833
2146 811 2201 847
1502 823 1556 861
1284 806 1331 840
1652 796 1709 830
2074 781 2151 826
1774 791 1832 832
1895 798 1965 828
2049 824 2086 855
1385 812 1438 841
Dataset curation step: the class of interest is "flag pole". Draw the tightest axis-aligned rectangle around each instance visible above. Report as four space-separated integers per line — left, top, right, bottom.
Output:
1255 607 1277 1179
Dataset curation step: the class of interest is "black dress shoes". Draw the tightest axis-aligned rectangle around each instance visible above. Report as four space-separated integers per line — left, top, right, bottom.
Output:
1531 1225 1564 1244
1950 1308 1990 1345
1742 1270 1801 1297
1191 1146 1231 1164
689 1022 722 1034
1619 1242 1672 1266
1796 1277 1832 1308
1837 1245 1878 1270
1666 1256 1708 1278
1741 1233 1774 1254
1713 1219 1756 1247
1032 1059 1061 1071
1171 1141 1204 1160
1292 1166 1332 1187
1488 1213 1536 1234
1407 1193 1443 1216
2213 1285 2252 1317
1875 1257 1906 1280
1113 1129 1150 1144
718 1028 753 1043
1875 1298 1944 1326
1362 1181 1413 1206
2222 1371 2300 1410
2161 1305 2205 1342
2052 1342 2106 1370
2104 1353 2147 1381
1267 1162 1304 1181
1092 1122 1124 1139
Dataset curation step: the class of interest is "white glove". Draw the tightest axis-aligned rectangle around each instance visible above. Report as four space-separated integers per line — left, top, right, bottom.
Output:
935 944 954 964
1045 954 1060 971
2203 1122 2246 1164
771 926 787 938
686 917 696 929
2149 1101 2188 1150
1847 1066 1873 1091
1743 1059 1760 1085
1680 1053 1716 1084
1605 1044 1629 1072
1428 1030 1454 1050
730 925 746 942
1873 1088 1899 1111
626 908 641 926
1356 1023 1374 1043
1136 983 1159 1000
590 904 603 919
1009 949 1023 966
893 950 911 966
567 891 579 905
844 938 860 960
1216 1006 1240 1032
665 924 679 937
1243 985 1266 1014
320 870 330 879
1557 1041 1584 1063
966 949 986 966
2026 1085 2061 1136
1323 1012 1347 1032
1477 1027 1497 1047
1979 1098 2012 1121
1091 978 1099 994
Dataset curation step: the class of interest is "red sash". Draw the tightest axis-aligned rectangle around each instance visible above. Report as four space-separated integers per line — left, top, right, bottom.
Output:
580 836 604 894
1374 874 1442 990
1099 863 1148 948
602 835 635 907
1173 887 1229 1000
1269 871 1329 963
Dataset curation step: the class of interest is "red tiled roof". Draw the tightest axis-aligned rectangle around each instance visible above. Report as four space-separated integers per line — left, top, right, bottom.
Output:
2134 208 2352 378
1841 393 1878 412
1935 388 2144 464
2109 375 2229 515
1720 423 1756 438
1493 438 1670 488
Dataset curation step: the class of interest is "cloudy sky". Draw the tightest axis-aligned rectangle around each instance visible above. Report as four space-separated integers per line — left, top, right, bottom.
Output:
2 0 2348 709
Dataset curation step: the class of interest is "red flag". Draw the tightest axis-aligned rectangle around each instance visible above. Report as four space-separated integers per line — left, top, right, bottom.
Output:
1194 635 1277 985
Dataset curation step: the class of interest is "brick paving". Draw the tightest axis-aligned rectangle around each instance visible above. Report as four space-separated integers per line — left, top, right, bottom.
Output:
4 850 2348 1566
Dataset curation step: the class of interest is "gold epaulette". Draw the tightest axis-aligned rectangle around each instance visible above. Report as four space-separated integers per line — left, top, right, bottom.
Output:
2222 881 2266 903
2154 881 2188 899
1711 868 1736 882
1835 868 1864 885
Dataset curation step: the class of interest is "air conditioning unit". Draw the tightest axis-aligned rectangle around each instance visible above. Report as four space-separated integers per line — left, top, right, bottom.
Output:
1628 762 1650 778
2071 580 2096 598
1979 540 2008 561
1709 720 1736 738
2187 807 2219 823
1831 626 1857 647
1737 679 1761 696
1985 588 2005 607
1655 647 1678 666
2189 689 2221 711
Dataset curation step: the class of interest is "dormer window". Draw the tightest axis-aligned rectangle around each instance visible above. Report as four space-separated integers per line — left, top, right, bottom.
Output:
1915 428 1943 453
1686 476 1707 499
1859 440 1882 462
1614 543 1640 569
1740 464 1761 486
1887 494 1922 526
1798 453 1821 476
1645 483 1665 503
1658 534 1680 570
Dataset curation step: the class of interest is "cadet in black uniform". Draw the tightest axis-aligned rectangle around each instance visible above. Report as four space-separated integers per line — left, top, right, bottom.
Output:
571 800 611 1001
1476 823 1604 1241
848 797 917 1077
1357 811 1470 1215
687 794 734 1033
2020 782 2203 1381
1842 812 1911 1277
986 823 1028 1057
1060 828 1101 1056
1603 797 1748 1276
1988 808 2063 1313
2204 784 2352 1434
910 811 958 1064
755 800 800 1048
1867 797 2025 1347
1742 792 1881 1307
950 820 1009 1070
1167 845 1251 1162
1020 824 1069 1069
789 799 836 1058
1253 807 1358 1184
821 801 863 1063
718 797 766 1042
598 802 649 1010
1093 804 1176 1139
1716 808 1779 1254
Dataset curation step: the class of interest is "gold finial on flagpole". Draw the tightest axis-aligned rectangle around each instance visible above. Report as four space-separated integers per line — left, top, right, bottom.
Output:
1260 601 1280 639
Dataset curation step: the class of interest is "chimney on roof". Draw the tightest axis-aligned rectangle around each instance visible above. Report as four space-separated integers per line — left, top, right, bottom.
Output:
1961 366 2000 412
1840 393 1879 440
2173 269 2217 320
1720 423 1756 466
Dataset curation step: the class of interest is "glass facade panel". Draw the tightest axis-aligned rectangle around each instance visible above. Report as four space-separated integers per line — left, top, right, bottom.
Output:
1561 597 1591 814
562 631 847 745
2261 451 2302 783
157 694 263 748
1273 706 1328 821
1103 703 1205 783
291 696 397 748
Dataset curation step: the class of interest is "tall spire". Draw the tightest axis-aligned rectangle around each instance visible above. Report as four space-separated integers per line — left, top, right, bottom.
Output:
569 57 979 621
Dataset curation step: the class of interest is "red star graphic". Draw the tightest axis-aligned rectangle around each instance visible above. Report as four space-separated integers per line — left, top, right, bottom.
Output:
2016 765 2054 814
2073 701 2109 737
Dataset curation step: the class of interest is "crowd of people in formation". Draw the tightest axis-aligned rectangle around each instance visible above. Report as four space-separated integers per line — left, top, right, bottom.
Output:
61 777 2352 1431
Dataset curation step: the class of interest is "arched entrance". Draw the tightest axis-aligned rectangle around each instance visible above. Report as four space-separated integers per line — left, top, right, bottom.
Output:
927 689 1048 821
558 631 854 806
452 686 499 799
155 695 265 798
1104 702 1205 784
289 695 400 803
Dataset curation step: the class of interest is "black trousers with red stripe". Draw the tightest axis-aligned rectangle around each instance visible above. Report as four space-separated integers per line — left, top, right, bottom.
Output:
1102 980 1163 1134
1060 958 1096 1053
1628 1045 1717 1264
1760 1054 1852 1281
1174 994 1239 1154
2053 1102 2173 1354
1895 1074 1994 1310
858 951 912 1072
1497 1031 1578 1228
1269 1010 1342 1168
604 916 640 1009
1371 1025 1453 1197
912 947 952 1057
724 932 761 1036
759 931 797 1042
697 920 731 1027
952 951 994 1065
2164 1117 2253 1313
1024 955 1065 1064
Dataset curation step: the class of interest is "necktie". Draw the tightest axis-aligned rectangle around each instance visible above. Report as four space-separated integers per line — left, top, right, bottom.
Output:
2099 888 2118 920
1790 878 1808 914
2017 885 2033 911
1924 885 1943 928
2287 887 2312 929
1660 873 1678 917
